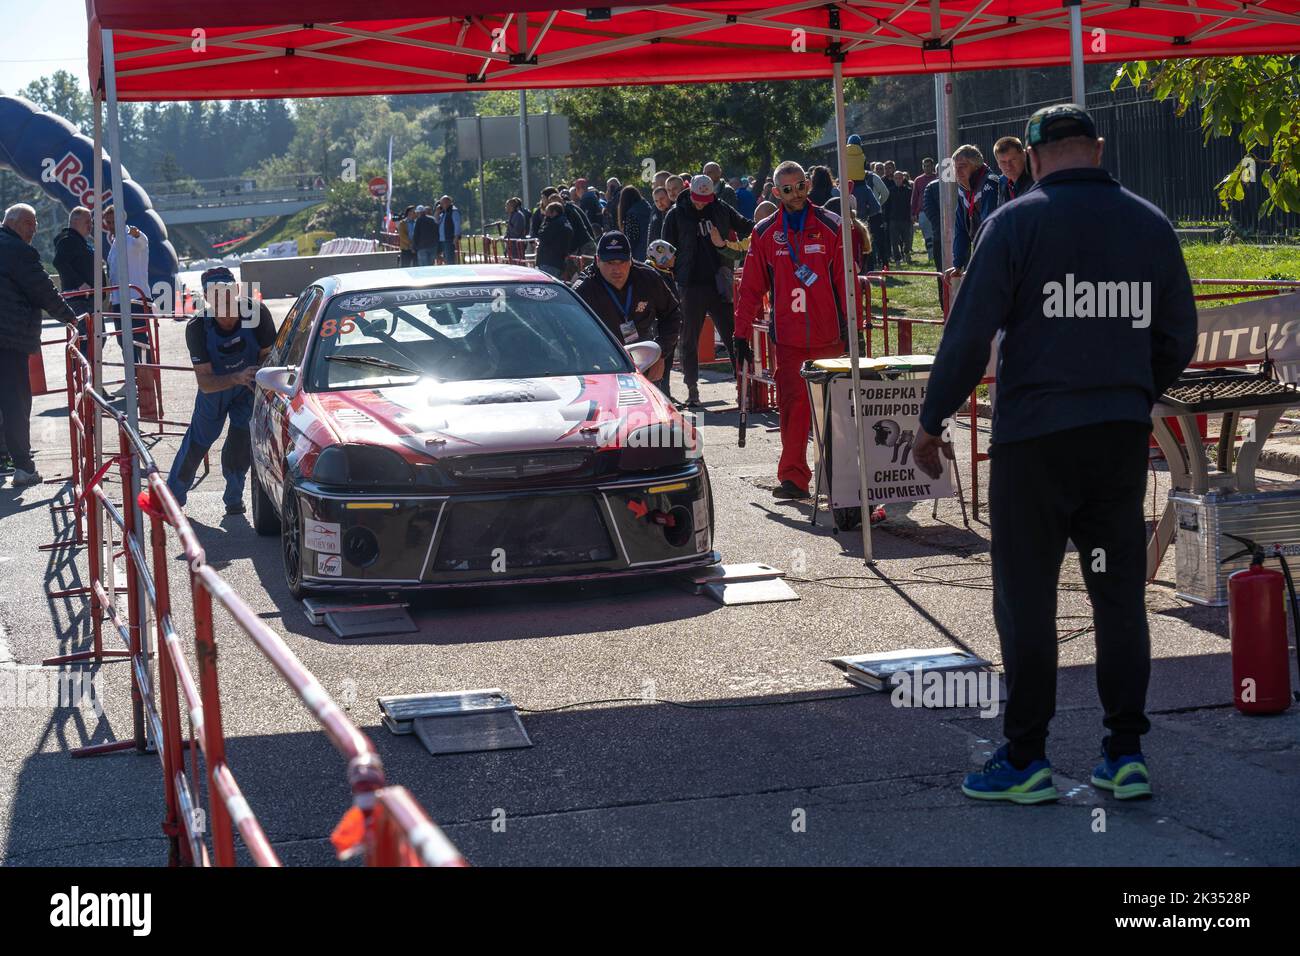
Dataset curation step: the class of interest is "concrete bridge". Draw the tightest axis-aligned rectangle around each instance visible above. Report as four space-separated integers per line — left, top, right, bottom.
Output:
143 174 329 226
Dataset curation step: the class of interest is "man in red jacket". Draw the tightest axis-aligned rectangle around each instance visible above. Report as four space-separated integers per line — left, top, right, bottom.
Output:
735 160 850 499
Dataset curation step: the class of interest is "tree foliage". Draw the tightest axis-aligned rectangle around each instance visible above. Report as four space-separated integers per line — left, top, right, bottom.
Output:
1114 56 1300 213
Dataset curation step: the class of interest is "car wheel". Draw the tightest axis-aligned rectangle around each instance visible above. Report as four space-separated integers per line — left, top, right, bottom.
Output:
281 485 310 600
252 473 280 536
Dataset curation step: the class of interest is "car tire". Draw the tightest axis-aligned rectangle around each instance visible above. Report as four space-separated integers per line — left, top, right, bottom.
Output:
252 473 280 536
281 485 311 601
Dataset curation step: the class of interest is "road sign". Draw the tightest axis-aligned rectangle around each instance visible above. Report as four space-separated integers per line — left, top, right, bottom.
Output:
368 176 388 198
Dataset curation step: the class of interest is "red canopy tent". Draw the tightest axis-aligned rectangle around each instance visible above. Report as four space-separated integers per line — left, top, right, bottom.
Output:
87 1 1300 99
81 0 1300 560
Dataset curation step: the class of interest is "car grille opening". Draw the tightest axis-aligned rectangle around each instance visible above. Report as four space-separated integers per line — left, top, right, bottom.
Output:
444 451 591 481
433 495 615 572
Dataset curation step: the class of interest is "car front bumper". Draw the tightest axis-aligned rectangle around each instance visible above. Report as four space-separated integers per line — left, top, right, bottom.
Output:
292 463 715 590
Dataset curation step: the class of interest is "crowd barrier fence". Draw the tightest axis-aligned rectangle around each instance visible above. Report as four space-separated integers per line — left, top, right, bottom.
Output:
38 301 465 867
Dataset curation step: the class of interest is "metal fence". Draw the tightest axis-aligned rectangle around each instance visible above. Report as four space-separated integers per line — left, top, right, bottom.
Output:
825 86 1300 238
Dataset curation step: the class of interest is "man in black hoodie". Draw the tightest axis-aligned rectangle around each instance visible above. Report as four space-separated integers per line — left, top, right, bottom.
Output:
661 174 753 408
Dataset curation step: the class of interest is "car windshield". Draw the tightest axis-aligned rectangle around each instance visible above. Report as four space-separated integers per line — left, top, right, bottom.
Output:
307 282 631 390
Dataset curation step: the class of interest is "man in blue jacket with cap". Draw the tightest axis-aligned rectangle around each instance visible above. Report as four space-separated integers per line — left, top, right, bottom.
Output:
913 105 1198 806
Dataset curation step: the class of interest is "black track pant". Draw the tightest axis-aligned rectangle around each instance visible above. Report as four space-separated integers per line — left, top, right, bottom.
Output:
0 349 34 472
989 421 1152 765
679 283 735 391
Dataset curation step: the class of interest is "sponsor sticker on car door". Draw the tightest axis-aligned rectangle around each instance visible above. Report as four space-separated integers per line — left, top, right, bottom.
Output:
318 553 342 576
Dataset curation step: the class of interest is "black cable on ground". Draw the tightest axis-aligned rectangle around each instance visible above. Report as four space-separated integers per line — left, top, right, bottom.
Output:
517 691 865 714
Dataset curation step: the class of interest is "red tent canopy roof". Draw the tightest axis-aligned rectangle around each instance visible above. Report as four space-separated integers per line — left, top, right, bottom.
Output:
86 0 1300 100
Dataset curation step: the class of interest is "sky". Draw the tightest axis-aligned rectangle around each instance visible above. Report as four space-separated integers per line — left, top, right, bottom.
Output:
0 0 90 97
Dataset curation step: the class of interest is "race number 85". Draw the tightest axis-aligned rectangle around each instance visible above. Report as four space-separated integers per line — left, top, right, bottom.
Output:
319 318 357 338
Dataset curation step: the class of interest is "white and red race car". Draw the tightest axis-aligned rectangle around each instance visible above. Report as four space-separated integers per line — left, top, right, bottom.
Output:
251 264 715 597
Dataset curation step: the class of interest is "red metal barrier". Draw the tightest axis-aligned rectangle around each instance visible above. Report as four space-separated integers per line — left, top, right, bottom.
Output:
51 336 465 867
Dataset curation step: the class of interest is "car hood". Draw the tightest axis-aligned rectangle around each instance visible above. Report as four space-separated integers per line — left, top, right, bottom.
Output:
306 373 681 458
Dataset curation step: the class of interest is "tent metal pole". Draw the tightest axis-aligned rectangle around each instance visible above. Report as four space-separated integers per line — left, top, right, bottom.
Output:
934 72 958 272
518 91 532 213
102 27 153 750
92 85 111 618
476 114 486 242
832 59 873 564
517 16 532 205
1068 0 1086 105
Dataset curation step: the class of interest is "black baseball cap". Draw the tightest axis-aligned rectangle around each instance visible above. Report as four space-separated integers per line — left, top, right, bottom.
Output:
597 231 631 262
1024 103 1098 148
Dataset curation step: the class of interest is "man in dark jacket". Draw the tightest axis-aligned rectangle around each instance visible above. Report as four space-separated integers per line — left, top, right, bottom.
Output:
647 186 673 245
951 145 999 271
53 206 97 317
54 206 102 359
412 206 439 266
534 201 572 278
0 203 78 486
914 105 1198 806
703 163 737 209
572 231 682 397
661 175 753 407
994 136 1035 206
573 179 604 246
563 195 595 256
922 176 942 267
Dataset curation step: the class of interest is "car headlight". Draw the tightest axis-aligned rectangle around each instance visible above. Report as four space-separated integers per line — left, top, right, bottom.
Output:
312 444 413 485
619 423 694 471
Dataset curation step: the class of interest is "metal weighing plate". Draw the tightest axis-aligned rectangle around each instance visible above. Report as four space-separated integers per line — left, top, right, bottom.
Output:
690 562 785 585
378 688 516 735
325 607 419 639
378 688 532 755
412 711 533 755
303 597 411 627
703 577 800 605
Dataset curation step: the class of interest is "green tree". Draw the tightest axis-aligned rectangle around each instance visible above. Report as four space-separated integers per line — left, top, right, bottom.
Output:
1114 56 1300 213
20 70 92 133
309 178 385 237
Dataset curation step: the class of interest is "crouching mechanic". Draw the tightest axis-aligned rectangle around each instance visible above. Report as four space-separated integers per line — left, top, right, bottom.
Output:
165 268 276 514
734 160 851 500
572 231 682 398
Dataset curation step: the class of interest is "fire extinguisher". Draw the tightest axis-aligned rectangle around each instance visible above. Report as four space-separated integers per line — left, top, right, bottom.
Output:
1223 534 1296 714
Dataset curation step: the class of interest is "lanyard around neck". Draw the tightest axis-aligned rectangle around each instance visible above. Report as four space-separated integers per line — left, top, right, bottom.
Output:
601 277 633 319
781 208 807 267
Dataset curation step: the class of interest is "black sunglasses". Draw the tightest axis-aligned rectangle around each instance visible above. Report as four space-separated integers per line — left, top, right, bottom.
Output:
777 180 809 195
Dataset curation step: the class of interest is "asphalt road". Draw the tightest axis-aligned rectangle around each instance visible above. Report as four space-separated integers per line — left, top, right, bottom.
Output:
1 300 1297 867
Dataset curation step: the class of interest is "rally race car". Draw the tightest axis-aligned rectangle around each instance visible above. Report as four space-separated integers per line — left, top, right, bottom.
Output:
250 265 717 597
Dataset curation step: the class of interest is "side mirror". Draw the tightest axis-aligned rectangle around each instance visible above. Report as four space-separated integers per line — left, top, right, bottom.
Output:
626 341 662 375
255 366 297 397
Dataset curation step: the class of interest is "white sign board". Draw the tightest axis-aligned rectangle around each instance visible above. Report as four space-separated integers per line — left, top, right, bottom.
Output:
828 375 953 507
1190 291 1300 380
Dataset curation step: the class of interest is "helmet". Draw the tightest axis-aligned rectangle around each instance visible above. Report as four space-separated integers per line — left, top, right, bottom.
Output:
872 419 900 447
647 239 676 269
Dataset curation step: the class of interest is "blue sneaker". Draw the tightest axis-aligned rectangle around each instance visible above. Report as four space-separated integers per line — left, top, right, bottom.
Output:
1091 748 1152 800
961 743 1059 804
